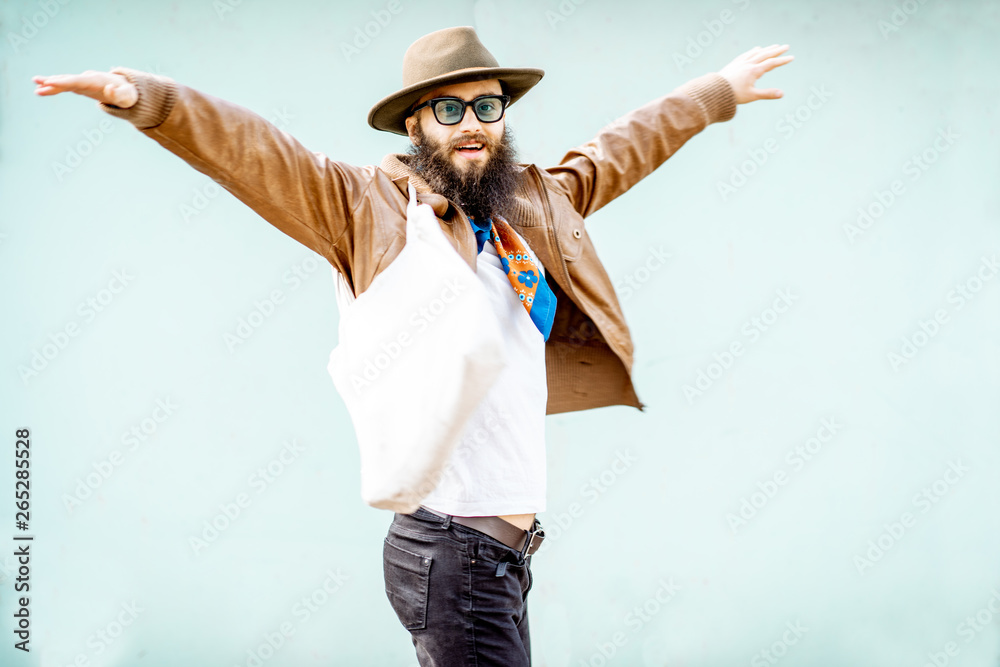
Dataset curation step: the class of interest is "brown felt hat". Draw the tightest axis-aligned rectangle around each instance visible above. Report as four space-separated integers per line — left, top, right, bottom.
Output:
368 26 544 136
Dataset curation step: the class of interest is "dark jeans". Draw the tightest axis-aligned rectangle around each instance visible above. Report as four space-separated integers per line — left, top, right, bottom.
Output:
383 506 538 666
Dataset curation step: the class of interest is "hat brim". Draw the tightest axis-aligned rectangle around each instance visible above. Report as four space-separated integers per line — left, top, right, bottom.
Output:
368 67 544 136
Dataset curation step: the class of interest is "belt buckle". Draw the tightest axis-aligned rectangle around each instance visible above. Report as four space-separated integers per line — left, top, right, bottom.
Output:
517 522 544 560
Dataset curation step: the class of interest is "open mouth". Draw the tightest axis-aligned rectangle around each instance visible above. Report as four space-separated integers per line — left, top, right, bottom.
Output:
454 142 486 159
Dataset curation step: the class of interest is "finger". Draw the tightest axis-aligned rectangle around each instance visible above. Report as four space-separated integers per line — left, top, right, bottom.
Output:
34 81 69 95
33 74 77 93
757 54 795 74
749 44 789 63
39 73 72 84
747 45 786 64
751 87 784 101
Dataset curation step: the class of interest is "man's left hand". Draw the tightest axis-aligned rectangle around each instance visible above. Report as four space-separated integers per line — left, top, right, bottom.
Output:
718 44 794 104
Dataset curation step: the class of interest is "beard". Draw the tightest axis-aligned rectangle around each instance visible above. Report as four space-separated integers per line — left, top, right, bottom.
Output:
405 120 519 223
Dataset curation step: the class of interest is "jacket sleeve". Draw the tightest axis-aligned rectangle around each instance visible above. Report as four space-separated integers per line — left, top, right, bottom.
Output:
97 66 371 263
544 72 737 218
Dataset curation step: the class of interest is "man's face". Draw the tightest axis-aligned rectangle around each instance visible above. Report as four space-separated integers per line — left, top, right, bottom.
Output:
403 78 519 224
404 79 506 176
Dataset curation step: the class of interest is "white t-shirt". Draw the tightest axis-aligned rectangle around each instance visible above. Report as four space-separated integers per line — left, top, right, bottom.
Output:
332 227 548 516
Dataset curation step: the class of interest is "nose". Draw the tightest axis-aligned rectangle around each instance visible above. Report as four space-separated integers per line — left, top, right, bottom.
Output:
456 103 483 132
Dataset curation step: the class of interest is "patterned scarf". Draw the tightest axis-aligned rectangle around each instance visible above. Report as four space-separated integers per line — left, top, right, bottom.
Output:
469 216 557 342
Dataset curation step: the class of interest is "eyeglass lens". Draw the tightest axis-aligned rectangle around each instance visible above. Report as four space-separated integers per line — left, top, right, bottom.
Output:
432 97 505 124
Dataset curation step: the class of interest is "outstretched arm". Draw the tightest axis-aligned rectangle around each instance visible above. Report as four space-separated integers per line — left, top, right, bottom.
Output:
545 44 794 218
32 67 370 275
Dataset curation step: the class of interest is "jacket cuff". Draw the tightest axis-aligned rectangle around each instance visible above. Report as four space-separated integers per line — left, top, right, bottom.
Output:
96 66 178 130
677 72 737 125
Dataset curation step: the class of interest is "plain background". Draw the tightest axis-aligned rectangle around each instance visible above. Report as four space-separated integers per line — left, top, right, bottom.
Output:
2 0 998 665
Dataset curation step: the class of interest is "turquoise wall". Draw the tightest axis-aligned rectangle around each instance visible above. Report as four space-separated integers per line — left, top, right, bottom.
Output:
2 0 998 665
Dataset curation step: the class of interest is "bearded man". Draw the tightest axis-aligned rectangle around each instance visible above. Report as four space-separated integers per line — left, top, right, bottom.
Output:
33 25 792 666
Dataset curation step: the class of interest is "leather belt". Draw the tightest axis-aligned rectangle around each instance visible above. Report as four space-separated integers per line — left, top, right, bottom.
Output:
417 505 545 557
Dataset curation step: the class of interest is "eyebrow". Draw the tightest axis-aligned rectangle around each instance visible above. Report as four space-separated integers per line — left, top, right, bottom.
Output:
428 93 501 101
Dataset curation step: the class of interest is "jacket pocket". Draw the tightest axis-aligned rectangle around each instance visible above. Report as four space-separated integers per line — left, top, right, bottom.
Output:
383 538 432 630
555 219 585 263
548 192 586 263
531 164 585 262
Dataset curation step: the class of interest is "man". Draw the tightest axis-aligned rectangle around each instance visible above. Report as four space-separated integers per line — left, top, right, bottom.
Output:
33 25 792 666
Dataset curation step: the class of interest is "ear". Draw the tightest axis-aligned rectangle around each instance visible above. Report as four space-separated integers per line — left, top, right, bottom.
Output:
405 115 419 145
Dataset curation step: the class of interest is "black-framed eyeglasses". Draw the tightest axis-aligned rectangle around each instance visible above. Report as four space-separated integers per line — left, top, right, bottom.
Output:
410 94 511 125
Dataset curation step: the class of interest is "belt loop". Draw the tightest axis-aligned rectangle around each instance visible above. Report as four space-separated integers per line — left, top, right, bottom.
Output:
419 505 452 529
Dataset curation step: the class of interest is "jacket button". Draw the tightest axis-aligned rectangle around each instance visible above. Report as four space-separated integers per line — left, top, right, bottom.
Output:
572 229 582 239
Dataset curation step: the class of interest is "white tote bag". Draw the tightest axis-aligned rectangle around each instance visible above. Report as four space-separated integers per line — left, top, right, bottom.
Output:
327 183 506 513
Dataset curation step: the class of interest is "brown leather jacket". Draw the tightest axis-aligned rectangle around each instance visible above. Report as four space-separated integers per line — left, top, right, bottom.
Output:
98 67 737 415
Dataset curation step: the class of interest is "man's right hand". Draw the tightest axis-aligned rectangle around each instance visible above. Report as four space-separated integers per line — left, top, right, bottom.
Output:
32 70 138 108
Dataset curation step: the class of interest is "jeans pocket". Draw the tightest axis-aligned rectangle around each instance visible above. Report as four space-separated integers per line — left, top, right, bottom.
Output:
383 537 432 631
